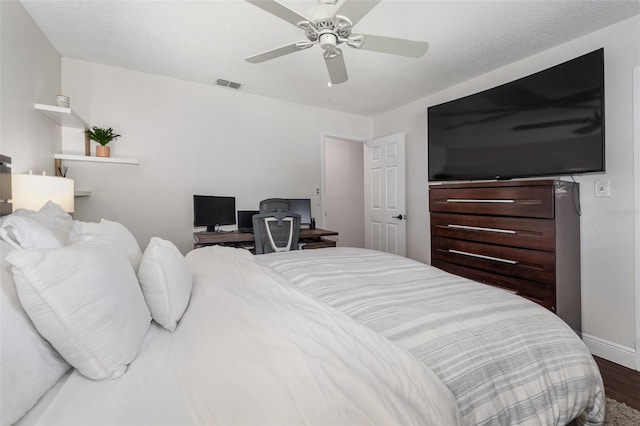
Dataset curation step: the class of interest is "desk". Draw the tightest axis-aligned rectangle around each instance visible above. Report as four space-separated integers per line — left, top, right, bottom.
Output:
193 228 339 251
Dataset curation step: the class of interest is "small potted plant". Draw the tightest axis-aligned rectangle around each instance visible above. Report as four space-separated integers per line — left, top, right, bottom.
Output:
85 126 121 158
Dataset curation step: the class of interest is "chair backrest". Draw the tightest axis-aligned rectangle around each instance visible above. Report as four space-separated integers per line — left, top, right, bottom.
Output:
259 198 290 213
252 211 301 254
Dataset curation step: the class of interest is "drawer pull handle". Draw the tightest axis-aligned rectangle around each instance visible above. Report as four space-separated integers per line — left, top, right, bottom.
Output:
446 199 515 204
447 224 516 234
448 249 519 265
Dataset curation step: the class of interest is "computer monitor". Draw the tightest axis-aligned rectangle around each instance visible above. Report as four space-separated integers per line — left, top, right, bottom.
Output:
286 198 312 226
193 195 236 232
237 210 259 233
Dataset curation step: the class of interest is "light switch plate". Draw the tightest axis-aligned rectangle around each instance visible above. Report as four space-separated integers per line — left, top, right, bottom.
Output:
594 180 610 197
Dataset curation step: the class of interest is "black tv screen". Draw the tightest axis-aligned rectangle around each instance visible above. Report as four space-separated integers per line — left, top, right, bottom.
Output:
428 48 604 181
193 195 236 232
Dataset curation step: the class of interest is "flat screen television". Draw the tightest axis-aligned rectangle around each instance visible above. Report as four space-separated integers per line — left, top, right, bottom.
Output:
193 195 236 232
428 48 604 182
286 198 312 225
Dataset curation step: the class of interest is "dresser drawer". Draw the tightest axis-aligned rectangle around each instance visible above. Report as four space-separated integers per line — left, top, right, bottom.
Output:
432 259 555 310
432 237 556 284
429 186 554 218
430 213 555 252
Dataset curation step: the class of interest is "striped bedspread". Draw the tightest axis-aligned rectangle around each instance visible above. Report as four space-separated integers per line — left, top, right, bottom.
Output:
257 247 605 426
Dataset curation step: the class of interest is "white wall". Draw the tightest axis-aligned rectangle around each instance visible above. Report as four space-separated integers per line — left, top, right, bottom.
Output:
61 59 371 254
324 136 365 247
0 0 61 174
372 16 640 364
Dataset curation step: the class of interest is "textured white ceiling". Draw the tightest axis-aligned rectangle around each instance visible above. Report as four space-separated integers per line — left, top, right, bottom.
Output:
20 0 639 116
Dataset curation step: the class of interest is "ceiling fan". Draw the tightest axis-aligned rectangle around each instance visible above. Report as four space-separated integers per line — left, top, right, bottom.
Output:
244 0 429 85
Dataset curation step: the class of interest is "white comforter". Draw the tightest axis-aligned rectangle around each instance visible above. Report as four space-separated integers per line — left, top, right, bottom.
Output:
18 246 461 425
257 247 605 426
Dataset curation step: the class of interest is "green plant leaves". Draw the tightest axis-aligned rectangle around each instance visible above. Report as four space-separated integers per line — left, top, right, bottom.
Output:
85 126 121 146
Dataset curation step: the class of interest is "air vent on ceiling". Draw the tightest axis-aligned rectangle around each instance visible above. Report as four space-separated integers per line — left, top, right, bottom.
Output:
216 79 243 89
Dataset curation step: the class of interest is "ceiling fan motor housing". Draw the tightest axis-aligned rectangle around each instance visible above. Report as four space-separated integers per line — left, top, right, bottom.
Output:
305 3 353 50
308 3 337 22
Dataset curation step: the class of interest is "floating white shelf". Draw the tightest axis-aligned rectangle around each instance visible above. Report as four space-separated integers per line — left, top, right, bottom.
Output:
74 190 91 198
54 154 140 165
34 103 88 129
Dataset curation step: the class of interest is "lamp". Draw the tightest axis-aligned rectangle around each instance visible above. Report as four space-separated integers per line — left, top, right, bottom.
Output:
11 174 75 213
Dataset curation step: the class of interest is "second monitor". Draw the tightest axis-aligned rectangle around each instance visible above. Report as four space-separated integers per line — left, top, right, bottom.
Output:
237 210 259 233
286 198 311 226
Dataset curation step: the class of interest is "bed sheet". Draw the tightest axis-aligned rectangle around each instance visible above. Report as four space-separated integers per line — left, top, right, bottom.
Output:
257 247 605 426
17 246 461 425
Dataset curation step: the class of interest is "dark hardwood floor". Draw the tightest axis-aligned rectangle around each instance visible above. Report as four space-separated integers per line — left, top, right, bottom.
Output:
594 356 640 410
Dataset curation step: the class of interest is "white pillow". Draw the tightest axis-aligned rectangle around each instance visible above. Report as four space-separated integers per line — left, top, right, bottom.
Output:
0 241 70 426
0 201 73 249
68 219 142 271
138 237 193 331
7 241 151 381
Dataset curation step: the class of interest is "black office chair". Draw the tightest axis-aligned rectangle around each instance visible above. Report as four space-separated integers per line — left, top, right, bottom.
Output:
259 198 290 213
252 211 301 254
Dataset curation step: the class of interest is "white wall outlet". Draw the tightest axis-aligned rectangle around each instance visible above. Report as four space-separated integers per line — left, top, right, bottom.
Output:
594 180 610 197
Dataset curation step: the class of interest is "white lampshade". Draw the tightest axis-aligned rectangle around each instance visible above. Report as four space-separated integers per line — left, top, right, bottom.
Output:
12 174 75 213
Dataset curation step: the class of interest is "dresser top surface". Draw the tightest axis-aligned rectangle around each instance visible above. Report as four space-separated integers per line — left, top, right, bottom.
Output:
429 179 576 190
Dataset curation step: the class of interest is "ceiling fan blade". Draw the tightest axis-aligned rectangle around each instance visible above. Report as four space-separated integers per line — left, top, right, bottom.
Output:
245 41 313 63
351 34 429 58
245 0 309 27
324 49 348 85
336 0 381 26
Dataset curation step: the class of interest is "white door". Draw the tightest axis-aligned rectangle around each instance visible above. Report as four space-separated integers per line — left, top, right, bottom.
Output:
364 133 407 256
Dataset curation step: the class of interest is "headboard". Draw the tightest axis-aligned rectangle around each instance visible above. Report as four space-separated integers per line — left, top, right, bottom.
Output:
0 155 12 216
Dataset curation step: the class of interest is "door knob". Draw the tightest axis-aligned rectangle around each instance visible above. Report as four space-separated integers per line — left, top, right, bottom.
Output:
392 214 405 220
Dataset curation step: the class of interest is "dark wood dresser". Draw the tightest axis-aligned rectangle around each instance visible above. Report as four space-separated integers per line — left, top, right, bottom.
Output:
429 180 581 333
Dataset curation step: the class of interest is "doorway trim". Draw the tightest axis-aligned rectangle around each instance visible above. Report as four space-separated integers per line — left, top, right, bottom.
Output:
320 132 367 230
634 66 639 371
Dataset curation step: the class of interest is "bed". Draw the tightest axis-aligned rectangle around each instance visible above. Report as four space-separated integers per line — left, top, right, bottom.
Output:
0 202 604 426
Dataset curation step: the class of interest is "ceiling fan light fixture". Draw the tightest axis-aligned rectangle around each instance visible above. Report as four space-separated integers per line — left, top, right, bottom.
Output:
319 33 337 51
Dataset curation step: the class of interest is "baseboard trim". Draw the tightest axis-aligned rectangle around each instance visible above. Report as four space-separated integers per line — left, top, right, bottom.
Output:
583 333 637 370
